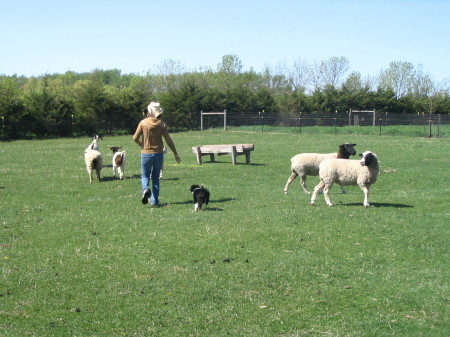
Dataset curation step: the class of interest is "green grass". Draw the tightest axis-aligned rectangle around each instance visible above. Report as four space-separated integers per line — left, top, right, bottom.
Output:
1 130 449 336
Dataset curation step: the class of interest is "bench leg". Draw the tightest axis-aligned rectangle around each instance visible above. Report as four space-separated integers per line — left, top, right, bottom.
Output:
209 154 216 162
195 146 202 165
245 151 251 164
231 146 237 165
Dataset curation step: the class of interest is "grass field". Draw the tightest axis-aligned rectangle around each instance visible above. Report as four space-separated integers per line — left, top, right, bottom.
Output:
1 130 449 336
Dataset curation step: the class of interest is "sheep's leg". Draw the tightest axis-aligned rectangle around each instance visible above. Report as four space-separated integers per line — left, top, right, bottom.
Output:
323 184 333 207
284 171 298 194
300 174 311 195
119 166 124 180
340 186 348 194
112 165 116 177
361 186 370 207
96 169 101 182
310 180 325 205
88 168 93 184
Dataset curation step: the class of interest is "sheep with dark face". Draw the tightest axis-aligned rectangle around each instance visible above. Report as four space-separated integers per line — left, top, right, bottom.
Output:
310 151 380 207
284 143 357 195
110 146 126 180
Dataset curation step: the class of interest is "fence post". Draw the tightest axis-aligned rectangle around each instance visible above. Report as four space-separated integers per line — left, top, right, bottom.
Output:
334 110 337 134
437 114 441 138
71 114 74 137
261 110 264 132
200 110 203 131
299 113 302 133
258 111 261 131
224 110 227 131
428 119 432 138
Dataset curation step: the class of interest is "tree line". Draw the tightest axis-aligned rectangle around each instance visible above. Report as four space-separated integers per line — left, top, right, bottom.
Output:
1 55 449 139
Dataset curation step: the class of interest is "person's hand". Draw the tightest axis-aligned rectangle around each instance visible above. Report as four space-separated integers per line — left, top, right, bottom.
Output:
175 154 181 163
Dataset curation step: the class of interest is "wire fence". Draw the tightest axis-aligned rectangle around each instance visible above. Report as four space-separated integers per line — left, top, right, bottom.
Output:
1 111 449 140
203 111 450 137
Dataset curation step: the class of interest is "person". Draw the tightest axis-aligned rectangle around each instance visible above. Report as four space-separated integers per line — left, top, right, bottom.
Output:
133 102 180 206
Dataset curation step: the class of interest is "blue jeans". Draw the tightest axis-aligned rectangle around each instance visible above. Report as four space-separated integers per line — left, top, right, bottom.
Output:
141 153 163 205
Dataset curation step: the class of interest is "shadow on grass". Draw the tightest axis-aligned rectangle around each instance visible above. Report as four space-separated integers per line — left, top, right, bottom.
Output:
202 161 266 166
371 202 414 208
338 202 414 208
113 175 180 181
101 176 119 182
169 198 237 206
203 207 224 211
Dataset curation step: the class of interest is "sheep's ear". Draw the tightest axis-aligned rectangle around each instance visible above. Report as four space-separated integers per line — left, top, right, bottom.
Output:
352 144 357 146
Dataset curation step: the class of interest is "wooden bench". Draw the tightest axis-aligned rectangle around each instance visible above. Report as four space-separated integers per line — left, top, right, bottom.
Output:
192 144 255 165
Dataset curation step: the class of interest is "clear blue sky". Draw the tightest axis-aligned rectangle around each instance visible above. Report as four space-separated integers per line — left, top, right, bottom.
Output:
1 0 449 81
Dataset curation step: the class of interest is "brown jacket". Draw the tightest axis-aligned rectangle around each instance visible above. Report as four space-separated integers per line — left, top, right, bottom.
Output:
133 117 178 155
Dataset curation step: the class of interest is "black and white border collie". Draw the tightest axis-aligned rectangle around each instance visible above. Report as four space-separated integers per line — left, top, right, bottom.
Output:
190 185 210 211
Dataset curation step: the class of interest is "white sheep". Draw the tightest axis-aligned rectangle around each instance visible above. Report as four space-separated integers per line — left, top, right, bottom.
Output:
310 151 379 207
284 143 357 195
110 146 126 180
84 149 103 183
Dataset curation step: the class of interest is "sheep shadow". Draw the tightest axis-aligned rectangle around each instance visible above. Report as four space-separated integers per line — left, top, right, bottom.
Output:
371 202 414 208
101 176 121 182
339 202 414 208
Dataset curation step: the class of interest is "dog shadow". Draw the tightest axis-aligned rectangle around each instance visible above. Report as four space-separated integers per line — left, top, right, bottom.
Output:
171 198 237 206
202 207 224 211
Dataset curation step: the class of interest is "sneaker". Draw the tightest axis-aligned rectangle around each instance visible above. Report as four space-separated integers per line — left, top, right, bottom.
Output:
141 188 151 204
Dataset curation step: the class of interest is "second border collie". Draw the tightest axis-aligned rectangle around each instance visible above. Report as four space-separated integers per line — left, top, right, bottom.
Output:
190 184 210 211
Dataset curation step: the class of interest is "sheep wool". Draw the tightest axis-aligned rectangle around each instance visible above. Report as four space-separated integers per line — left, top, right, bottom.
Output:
111 149 126 180
311 151 379 207
84 149 103 183
284 143 357 194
